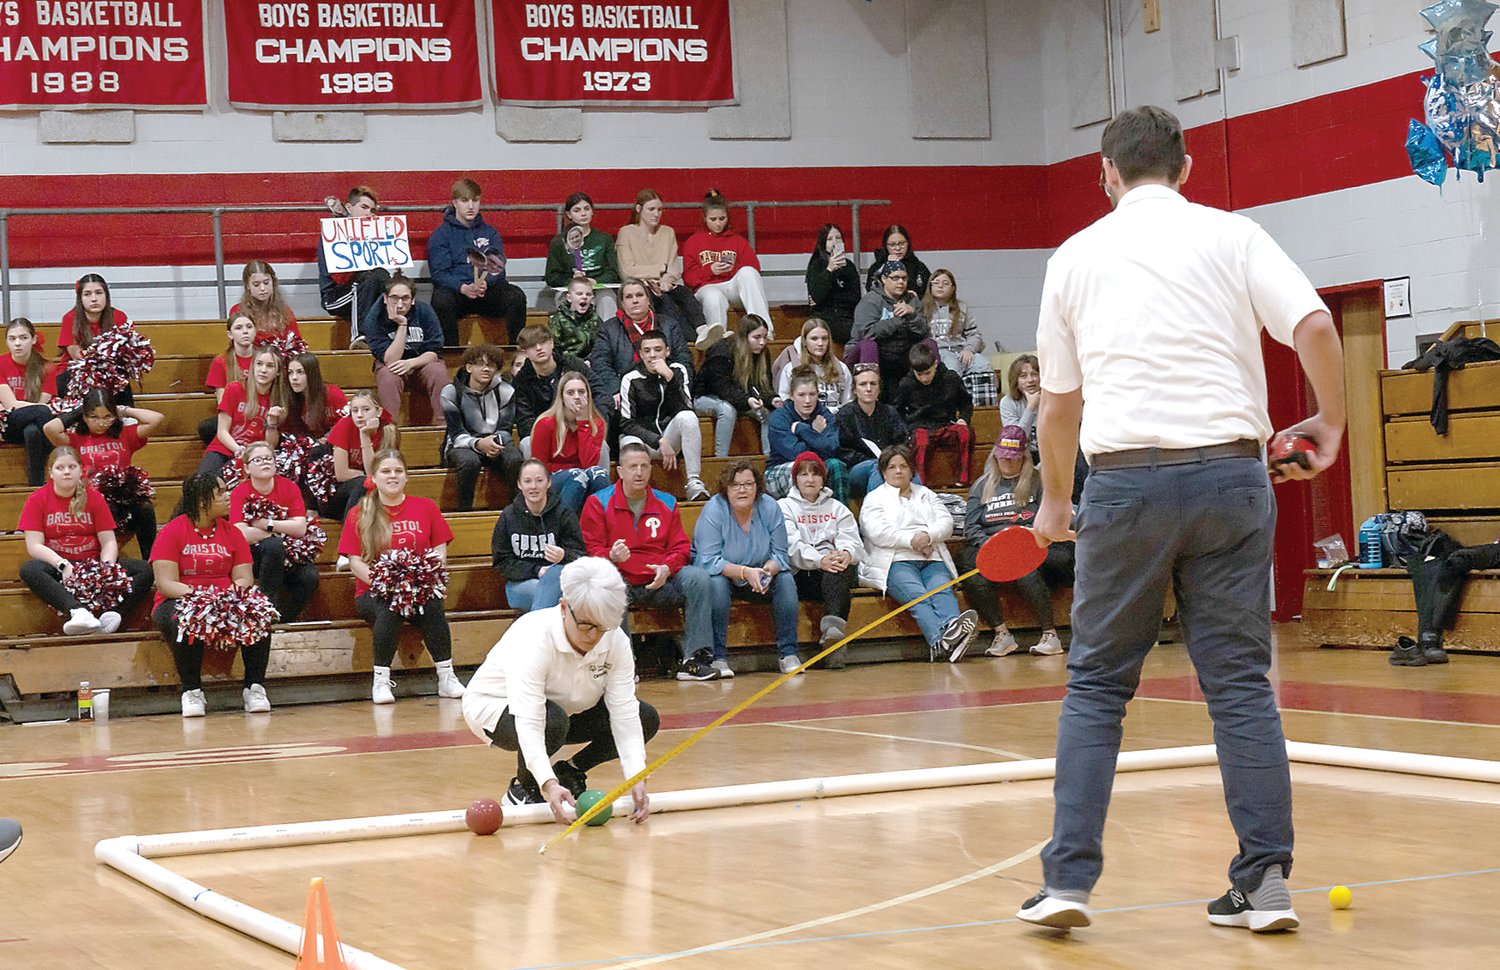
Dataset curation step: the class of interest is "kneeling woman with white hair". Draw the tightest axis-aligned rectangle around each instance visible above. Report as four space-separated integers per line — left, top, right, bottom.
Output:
462 556 659 824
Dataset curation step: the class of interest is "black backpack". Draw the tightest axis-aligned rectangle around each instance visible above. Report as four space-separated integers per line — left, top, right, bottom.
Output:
1376 511 1431 568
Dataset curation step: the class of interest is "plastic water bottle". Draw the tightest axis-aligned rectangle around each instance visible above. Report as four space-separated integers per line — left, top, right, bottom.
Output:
77 681 94 722
1357 517 1384 569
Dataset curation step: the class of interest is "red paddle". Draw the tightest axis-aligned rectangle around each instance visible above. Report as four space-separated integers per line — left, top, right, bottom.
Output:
975 526 1050 582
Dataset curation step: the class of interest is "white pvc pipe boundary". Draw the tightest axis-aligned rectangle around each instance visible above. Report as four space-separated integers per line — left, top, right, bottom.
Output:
94 742 1500 969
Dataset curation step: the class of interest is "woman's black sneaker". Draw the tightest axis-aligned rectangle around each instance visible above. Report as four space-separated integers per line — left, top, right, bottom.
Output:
1388 636 1427 666
676 648 721 682
502 776 543 807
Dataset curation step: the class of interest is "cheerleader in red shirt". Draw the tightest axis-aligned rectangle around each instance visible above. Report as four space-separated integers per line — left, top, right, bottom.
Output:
283 353 347 441
0 318 59 486
151 471 270 718
529 370 609 515
338 449 463 704
680 189 772 347
43 388 164 557
18 446 152 637
200 346 286 476
325 389 399 521
198 312 258 445
229 260 302 342
230 441 319 623
59 274 129 361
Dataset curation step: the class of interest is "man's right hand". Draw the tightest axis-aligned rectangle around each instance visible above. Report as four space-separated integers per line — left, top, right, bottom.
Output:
1269 414 1343 483
460 282 481 299
541 779 577 826
1033 495 1077 545
609 539 631 564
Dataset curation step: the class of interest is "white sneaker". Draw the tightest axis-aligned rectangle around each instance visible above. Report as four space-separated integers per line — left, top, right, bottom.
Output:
349 335 369 351
97 611 122 635
779 655 803 675
694 322 725 349
711 659 734 679
372 667 395 705
64 608 101 636
181 689 207 718
242 684 272 713
983 627 1022 657
685 477 710 501
1032 631 1065 656
336 555 350 571
435 662 466 698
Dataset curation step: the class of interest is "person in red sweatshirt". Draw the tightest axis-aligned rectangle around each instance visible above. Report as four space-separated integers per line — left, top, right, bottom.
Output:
680 189 772 348
579 441 718 681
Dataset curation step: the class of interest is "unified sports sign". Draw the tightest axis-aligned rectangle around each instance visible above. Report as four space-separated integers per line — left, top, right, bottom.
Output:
489 1 735 107
320 215 414 273
0 1 208 109
225 1 482 109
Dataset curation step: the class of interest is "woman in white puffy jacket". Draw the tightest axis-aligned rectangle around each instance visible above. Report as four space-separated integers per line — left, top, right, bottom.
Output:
777 451 864 668
858 443 978 663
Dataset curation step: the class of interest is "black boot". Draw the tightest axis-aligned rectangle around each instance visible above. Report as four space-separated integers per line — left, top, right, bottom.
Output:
1418 632 1449 665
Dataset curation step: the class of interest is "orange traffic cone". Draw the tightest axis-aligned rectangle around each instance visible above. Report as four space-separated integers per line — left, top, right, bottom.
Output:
294 877 350 969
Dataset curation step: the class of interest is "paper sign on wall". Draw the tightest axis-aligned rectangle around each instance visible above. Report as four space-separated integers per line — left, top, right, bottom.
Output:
320 216 413 273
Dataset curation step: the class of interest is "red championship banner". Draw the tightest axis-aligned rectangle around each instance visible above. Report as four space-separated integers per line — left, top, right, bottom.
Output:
0 1 207 109
225 1 482 109
489 1 735 107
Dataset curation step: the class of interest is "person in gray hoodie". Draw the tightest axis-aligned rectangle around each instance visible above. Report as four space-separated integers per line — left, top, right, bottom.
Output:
777 451 865 668
441 344 522 512
848 261 930 399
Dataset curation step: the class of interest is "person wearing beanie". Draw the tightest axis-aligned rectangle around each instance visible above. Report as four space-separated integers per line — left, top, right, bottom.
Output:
960 426 1075 658
848 259 930 398
777 451 864 668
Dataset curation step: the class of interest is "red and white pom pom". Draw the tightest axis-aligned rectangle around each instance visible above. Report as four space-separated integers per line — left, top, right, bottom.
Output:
175 584 280 650
283 522 327 566
49 395 82 416
275 434 336 505
70 325 156 394
91 465 156 510
254 329 309 360
62 559 133 616
369 549 449 618
218 456 247 492
240 495 286 527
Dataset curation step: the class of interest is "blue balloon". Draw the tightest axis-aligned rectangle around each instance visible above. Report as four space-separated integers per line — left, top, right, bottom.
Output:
1407 120 1449 186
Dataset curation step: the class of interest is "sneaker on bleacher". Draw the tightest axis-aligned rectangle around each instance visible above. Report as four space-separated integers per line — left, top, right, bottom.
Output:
1031 630 1064 656
180 689 207 718
676 648 720 682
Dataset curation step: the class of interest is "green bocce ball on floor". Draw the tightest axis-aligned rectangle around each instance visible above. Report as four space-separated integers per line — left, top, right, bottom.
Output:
576 789 612 826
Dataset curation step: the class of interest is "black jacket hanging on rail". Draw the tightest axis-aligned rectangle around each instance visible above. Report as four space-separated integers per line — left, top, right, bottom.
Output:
1402 336 1500 434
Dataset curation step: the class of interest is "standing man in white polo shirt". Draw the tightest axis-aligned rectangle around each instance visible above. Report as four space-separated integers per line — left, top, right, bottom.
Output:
1016 106 1345 934
462 556 656 823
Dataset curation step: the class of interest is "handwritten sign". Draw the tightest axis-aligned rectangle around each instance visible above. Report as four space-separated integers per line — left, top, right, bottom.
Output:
319 215 413 273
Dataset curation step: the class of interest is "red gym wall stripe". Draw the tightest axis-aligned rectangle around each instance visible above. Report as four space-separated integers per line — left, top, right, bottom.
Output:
0 68 1420 271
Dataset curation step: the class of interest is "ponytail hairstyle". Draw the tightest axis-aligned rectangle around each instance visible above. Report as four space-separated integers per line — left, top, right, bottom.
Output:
631 187 662 225
71 274 115 350
357 449 407 558
239 260 292 336
729 314 771 397
238 346 287 425
701 188 729 228
345 389 401 452
288 351 332 437
6 318 47 402
46 446 88 520
224 312 257 386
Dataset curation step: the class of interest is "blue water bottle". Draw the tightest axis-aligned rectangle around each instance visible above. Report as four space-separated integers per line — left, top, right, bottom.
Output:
1357 517 1384 569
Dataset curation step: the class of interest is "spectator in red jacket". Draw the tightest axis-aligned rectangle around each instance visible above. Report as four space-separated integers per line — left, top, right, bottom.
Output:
680 189 772 348
579 441 718 681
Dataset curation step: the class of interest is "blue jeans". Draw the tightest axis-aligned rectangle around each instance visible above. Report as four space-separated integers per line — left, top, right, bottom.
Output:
550 467 609 516
504 566 565 611
709 571 799 659
1042 456 1290 894
693 395 769 457
884 559 960 646
849 460 920 499
623 565 715 659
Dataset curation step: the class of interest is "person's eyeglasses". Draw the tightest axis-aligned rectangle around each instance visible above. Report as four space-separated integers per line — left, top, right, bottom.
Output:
386 295 413 304
728 480 757 491
247 455 274 464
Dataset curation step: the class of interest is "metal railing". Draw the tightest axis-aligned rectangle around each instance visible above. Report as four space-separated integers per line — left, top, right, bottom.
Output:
0 197 889 322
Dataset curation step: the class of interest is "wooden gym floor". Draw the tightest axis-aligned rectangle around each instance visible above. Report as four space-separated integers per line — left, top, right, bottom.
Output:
3 626 1499 968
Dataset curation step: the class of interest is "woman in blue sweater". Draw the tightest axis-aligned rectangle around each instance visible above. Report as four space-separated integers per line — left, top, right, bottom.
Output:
692 460 801 676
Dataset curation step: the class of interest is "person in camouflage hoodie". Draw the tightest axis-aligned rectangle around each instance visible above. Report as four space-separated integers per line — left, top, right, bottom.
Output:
548 278 603 360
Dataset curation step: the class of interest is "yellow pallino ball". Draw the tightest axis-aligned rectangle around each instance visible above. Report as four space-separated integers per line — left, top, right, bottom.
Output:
1329 885 1352 910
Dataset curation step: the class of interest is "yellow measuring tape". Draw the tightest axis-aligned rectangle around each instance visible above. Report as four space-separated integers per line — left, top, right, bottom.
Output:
539 568 980 853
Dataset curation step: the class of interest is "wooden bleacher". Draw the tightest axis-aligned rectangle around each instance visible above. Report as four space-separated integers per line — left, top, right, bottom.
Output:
0 306 1052 704
1302 319 1500 653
